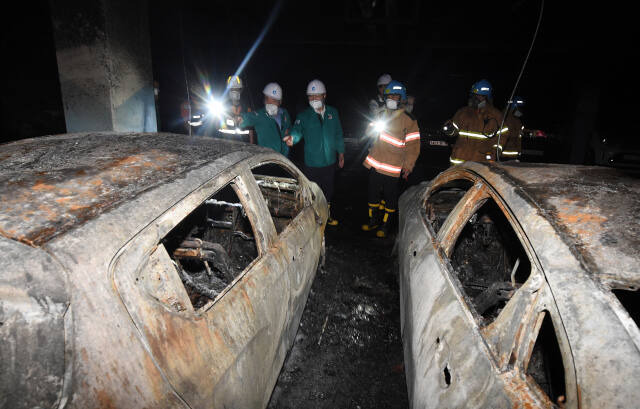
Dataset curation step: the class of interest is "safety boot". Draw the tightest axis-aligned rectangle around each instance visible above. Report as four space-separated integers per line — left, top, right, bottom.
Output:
327 203 339 226
361 201 384 231
376 207 396 238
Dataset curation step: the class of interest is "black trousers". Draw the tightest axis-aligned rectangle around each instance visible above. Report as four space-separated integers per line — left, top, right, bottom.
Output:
367 168 399 210
305 164 336 203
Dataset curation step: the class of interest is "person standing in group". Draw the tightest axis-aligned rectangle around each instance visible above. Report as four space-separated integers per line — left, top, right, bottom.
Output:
283 79 345 226
240 82 291 156
362 80 420 238
497 96 525 160
369 73 392 117
444 79 505 165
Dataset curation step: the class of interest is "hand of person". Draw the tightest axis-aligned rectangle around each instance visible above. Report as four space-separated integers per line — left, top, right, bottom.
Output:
407 95 415 105
338 153 345 168
402 168 411 180
283 135 293 147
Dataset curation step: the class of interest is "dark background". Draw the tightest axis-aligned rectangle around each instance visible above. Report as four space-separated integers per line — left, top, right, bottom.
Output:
1 1 637 156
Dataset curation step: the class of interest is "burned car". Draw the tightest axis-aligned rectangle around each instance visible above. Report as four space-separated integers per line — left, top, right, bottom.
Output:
0 132 327 408
397 162 640 408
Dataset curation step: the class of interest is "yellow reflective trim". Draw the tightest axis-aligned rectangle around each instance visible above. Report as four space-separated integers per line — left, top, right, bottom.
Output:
384 208 396 213
497 127 509 135
459 130 488 139
368 203 379 207
450 157 465 164
502 151 519 156
382 213 389 222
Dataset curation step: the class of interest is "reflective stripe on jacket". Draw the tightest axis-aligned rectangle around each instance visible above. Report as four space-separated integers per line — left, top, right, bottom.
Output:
363 109 420 178
449 104 503 163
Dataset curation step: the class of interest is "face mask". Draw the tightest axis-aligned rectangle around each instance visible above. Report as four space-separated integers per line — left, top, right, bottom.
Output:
386 99 398 110
309 99 323 110
405 104 413 113
265 103 278 116
513 109 523 118
230 91 241 103
469 95 487 109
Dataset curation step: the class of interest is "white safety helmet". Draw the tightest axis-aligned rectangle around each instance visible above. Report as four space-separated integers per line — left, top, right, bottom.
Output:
263 82 283 100
306 79 326 95
377 73 392 86
226 75 243 90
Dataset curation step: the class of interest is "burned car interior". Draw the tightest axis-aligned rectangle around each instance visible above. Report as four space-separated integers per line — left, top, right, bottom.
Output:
159 163 303 310
424 178 567 405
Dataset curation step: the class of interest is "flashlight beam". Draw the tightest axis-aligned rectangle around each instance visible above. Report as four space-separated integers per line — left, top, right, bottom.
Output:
224 0 284 98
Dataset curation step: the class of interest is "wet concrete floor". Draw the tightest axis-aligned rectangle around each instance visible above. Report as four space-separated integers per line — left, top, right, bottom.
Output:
267 156 414 409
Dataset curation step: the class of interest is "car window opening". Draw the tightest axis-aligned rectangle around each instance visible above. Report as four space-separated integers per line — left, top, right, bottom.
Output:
612 288 640 329
450 198 531 323
163 183 258 309
527 311 567 407
425 179 473 233
252 163 303 234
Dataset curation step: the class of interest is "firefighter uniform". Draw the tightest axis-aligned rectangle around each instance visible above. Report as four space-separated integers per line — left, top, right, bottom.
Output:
448 103 505 164
363 98 420 237
241 107 291 156
499 110 523 160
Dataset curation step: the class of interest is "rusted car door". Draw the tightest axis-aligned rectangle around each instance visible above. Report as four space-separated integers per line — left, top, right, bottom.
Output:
250 160 324 345
111 165 295 408
406 177 574 408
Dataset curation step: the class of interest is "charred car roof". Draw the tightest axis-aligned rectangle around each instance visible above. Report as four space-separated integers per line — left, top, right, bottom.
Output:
0 132 268 247
467 162 640 287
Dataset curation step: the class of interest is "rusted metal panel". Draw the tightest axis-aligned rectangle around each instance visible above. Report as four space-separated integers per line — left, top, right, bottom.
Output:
1 133 327 408
485 163 640 288
398 162 640 408
0 132 268 246
0 237 69 409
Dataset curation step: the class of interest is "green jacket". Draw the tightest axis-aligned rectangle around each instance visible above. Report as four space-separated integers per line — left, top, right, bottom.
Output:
291 105 345 167
241 107 291 155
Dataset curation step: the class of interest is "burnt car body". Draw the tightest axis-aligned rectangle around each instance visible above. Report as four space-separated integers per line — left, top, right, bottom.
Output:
0 132 327 408
397 162 640 408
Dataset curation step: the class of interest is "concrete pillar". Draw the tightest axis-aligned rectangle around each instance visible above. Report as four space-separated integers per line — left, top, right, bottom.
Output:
50 0 156 133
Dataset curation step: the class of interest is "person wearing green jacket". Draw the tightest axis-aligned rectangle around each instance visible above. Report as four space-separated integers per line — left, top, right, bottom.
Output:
283 79 345 226
240 82 291 156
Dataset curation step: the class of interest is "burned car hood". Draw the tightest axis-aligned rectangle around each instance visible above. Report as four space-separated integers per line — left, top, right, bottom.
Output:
0 236 70 408
0 132 268 247
487 162 640 288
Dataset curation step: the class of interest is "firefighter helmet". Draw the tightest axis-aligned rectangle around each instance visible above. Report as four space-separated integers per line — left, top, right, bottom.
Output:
470 79 492 98
508 96 525 109
383 80 407 101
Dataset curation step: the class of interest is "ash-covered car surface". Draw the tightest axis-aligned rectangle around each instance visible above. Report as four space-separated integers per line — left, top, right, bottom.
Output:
0 132 328 409
397 162 640 409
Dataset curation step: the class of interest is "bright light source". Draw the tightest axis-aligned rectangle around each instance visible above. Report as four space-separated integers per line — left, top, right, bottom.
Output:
207 99 225 118
372 120 387 133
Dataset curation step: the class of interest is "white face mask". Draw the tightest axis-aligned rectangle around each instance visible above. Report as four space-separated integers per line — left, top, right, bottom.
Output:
309 99 323 110
386 99 398 110
265 103 278 116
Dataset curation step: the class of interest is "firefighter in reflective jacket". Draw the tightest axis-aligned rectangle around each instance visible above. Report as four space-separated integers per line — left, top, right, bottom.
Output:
362 80 420 238
497 96 525 160
444 79 506 165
